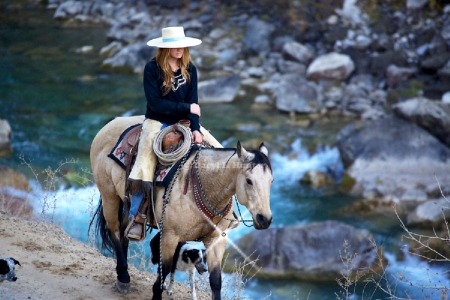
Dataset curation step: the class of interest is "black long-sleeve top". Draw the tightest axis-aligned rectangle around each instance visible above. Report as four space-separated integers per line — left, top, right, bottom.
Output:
143 58 200 132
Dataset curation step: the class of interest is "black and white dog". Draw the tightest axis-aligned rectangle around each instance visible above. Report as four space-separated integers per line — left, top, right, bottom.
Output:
150 232 207 300
0 257 21 283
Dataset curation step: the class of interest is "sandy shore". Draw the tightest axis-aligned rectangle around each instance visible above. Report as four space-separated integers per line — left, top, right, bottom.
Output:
0 212 210 300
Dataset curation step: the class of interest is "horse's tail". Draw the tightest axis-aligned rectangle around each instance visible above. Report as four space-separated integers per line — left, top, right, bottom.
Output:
88 196 115 253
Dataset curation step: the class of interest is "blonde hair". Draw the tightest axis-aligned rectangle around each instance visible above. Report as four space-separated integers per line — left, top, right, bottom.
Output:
155 48 192 95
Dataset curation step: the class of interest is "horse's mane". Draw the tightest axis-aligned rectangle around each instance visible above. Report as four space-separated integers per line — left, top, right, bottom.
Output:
200 147 272 172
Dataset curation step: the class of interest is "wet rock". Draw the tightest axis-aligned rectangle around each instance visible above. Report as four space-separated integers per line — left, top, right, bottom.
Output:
223 220 382 281
198 75 241 103
386 64 418 88
420 52 450 71
307 52 355 81
99 41 122 58
337 115 450 212
276 59 306 75
442 92 450 104
275 75 320 113
54 0 84 19
282 41 314 64
0 119 12 157
406 0 428 10
242 17 275 56
101 43 156 73
300 170 335 188
369 50 408 77
335 0 366 27
393 97 450 147
407 198 450 228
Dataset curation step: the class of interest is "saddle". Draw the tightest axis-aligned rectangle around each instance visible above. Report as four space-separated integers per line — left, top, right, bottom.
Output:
121 124 142 156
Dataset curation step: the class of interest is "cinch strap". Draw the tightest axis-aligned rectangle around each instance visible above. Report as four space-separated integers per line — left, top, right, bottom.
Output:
162 36 186 42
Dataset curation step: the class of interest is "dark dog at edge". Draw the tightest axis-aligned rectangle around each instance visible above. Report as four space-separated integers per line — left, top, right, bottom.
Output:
150 232 207 300
0 257 21 283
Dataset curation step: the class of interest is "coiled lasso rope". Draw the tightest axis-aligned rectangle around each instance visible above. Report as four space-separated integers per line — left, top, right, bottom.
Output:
153 123 192 166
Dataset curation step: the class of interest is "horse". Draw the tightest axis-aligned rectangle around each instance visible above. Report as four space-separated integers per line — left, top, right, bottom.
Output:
89 115 273 300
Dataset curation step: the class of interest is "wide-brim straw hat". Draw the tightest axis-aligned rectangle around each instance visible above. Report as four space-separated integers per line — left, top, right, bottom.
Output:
147 26 202 48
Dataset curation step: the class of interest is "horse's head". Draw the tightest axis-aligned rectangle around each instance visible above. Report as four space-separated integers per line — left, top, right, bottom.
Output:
235 142 273 230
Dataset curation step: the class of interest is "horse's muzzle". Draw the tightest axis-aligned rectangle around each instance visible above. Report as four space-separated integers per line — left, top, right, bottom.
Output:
254 214 272 229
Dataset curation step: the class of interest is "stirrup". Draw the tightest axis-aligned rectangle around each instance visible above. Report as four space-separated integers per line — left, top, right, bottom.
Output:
125 215 147 242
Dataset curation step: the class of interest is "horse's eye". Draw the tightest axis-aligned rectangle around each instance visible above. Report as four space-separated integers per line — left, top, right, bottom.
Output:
246 178 253 185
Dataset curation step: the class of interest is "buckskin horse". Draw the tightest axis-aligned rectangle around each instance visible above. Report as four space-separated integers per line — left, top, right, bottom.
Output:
89 115 273 300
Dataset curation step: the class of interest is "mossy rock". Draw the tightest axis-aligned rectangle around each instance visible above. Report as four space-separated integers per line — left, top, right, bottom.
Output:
0 166 30 192
338 172 356 193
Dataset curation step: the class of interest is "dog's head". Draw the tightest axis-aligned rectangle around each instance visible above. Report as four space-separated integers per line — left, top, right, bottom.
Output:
185 248 207 275
0 257 21 282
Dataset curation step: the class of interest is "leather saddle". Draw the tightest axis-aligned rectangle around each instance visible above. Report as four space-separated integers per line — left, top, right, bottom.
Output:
121 124 142 155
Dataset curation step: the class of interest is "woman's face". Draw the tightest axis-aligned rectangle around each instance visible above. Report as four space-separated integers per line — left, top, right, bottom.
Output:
169 48 184 59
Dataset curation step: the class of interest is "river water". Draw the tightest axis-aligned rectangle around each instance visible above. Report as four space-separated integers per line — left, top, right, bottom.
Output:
1 4 449 300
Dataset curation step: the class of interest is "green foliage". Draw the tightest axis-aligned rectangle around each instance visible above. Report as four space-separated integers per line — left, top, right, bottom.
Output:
338 173 356 193
398 79 425 99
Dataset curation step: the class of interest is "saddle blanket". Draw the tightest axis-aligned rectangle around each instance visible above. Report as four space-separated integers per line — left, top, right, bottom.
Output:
107 123 141 170
108 124 186 188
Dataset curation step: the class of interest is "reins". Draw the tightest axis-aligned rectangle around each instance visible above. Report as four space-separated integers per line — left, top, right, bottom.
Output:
191 149 253 227
157 144 194 289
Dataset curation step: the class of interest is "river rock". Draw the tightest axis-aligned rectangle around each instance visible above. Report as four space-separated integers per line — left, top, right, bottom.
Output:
306 52 355 81
223 220 380 280
242 17 275 56
300 169 335 188
407 198 450 228
0 119 12 157
406 0 428 10
101 43 155 73
282 41 314 64
198 75 241 103
386 64 418 88
337 115 450 212
0 166 33 217
275 75 320 113
53 0 85 19
392 97 450 148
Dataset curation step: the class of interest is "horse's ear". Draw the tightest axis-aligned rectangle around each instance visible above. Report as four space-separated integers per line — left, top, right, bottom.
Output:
237 141 254 162
259 142 269 157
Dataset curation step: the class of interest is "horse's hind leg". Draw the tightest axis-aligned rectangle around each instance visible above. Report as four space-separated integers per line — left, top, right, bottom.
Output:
102 194 131 293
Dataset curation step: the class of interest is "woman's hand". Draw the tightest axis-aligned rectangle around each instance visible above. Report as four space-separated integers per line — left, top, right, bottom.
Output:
192 130 203 144
190 103 201 116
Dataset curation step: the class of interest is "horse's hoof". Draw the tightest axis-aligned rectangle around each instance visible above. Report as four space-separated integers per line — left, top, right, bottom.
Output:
114 280 130 293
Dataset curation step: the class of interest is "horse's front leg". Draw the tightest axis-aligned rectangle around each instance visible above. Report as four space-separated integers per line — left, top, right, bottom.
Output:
152 234 178 300
204 236 228 300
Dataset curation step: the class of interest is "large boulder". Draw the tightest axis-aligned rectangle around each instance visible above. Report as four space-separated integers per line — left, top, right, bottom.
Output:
242 17 275 56
337 115 450 212
306 52 355 81
0 119 12 157
223 221 381 281
275 75 321 113
101 43 156 73
407 198 450 228
198 75 241 103
393 97 450 148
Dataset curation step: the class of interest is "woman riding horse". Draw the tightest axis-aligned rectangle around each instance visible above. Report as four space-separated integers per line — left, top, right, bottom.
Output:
126 26 222 241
